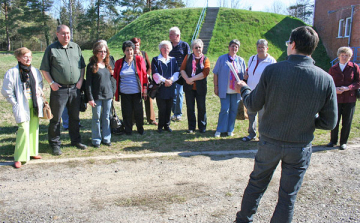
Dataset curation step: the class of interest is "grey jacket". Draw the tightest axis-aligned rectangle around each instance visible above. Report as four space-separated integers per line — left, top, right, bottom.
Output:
241 55 338 145
1 65 44 123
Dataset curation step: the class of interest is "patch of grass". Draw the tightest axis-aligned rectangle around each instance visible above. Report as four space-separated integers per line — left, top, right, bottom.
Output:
225 192 233 197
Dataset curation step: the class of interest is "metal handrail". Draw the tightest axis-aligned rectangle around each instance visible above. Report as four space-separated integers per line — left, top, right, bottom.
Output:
330 46 360 66
191 0 208 43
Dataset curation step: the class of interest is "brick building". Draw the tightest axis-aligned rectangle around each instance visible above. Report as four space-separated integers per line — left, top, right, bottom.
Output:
313 0 360 64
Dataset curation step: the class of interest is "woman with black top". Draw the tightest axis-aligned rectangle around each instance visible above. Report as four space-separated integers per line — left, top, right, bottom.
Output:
86 41 115 147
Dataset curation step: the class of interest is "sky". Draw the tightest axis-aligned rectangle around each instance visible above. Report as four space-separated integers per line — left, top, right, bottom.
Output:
188 0 296 13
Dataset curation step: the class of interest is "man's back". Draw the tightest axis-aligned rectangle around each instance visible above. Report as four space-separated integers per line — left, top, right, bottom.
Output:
244 55 337 144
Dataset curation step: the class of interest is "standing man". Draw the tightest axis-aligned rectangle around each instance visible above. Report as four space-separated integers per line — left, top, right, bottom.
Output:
169 26 190 121
40 25 87 155
234 26 338 222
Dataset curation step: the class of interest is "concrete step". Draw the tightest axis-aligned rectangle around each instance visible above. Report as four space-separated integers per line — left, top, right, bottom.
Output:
197 7 219 54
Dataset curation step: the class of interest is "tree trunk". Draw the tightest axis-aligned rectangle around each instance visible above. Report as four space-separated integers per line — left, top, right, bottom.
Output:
42 0 50 46
4 1 11 51
96 0 100 40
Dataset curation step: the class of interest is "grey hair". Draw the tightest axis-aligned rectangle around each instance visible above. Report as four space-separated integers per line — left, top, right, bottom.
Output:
337 46 353 57
169 26 181 37
158 40 173 52
57 24 69 33
256 39 268 47
229 39 240 47
97 39 108 46
191 39 204 49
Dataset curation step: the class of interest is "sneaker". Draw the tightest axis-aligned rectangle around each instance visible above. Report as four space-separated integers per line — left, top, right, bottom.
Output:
214 131 221 137
340 144 347 150
171 115 177 121
228 132 234 137
176 115 182 121
186 130 194 133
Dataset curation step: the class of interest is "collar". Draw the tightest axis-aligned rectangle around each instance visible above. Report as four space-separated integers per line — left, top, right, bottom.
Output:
256 54 273 63
287 54 315 65
158 54 173 64
56 41 73 49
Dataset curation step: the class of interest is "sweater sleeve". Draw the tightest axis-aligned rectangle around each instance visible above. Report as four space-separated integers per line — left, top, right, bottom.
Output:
180 54 188 71
241 70 267 113
315 80 338 130
202 57 210 78
85 64 94 101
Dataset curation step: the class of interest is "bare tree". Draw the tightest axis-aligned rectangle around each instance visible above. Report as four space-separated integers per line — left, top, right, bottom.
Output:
266 0 288 15
230 0 240 9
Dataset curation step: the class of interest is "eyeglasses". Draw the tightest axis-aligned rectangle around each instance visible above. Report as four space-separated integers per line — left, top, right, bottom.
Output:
22 56 32 60
98 51 107 54
285 40 292 47
194 46 202 49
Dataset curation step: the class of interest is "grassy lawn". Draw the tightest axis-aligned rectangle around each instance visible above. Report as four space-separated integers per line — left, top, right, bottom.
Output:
1 50 359 162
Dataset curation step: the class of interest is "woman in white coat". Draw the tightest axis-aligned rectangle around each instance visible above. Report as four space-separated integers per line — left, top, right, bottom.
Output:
242 39 276 142
1 47 44 168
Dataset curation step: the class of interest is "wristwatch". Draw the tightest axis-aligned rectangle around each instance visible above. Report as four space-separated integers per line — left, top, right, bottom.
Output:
50 81 55 85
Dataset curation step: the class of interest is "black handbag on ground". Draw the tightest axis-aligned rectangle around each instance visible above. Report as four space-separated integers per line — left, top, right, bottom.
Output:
110 101 124 134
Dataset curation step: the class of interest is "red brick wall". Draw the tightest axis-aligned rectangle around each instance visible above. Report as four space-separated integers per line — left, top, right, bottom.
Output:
314 0 360 60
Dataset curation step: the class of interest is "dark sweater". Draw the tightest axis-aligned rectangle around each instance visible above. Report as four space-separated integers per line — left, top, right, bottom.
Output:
86 64 114 101
241 55 338 145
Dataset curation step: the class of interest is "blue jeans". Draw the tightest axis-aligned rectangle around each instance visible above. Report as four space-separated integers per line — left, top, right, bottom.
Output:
216 93 239 133
236 137 312 223
91 99 112 146
247 108 264 138
62 107 69 129
172 83 183 117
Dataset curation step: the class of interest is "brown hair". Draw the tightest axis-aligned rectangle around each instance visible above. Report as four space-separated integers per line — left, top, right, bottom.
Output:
14 47 31 59
130 37 141 45
89 42 112 74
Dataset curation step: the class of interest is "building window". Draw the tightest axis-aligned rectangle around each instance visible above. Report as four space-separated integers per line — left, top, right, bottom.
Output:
338 19 344 37
344 17 351 37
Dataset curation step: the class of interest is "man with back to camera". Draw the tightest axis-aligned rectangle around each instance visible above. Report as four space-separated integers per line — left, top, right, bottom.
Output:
168 26 191 121
40 24 87 155
234 26 338 222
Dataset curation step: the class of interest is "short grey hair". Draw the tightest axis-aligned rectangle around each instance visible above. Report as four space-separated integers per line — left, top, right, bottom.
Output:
158 40 173 52
57 24 69 33
256 39 268 47
337 46 353 57
169 27 181 36
229 39 240 47
191 39 203 49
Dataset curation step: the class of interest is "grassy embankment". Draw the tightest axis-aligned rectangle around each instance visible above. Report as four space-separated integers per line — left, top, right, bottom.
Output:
0 8 357 162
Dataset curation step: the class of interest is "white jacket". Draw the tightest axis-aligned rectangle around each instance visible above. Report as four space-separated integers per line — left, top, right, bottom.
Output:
1 65 44 123
247 54 276 90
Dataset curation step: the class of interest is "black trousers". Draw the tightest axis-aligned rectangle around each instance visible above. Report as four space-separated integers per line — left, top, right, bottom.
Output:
330 102 356 145
185 90 206 131
156 97 173 130
121 93 144 134
49 86 81 147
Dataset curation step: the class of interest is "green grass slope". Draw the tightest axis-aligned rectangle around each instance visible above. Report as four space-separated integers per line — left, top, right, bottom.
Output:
208 8 330 70
108 8 203 55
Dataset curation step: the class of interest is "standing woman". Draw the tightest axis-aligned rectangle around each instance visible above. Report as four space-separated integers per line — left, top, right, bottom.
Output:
180 39 210 133
1 47 44 168
86 41 114 147
130 37 158 125
242 39 276 142
113 41 148 135
213 39 246 137
327 46 360 150
152 40 180 133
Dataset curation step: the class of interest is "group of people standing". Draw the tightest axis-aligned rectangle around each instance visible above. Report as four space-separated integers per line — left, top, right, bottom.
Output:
1 23 360 222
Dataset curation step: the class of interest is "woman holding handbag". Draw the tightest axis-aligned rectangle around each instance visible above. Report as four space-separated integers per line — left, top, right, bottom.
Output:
1 47 44 168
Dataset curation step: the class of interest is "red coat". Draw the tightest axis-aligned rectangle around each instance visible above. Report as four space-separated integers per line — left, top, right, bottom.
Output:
113 55 148 101
328 62 360 104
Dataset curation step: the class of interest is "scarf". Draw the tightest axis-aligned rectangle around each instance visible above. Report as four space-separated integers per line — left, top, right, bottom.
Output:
228 54 238 90
191 54 205 77
18 62 38 116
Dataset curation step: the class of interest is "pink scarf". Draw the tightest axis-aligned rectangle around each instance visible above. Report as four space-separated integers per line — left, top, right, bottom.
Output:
228 54 238 90
191 54 205 77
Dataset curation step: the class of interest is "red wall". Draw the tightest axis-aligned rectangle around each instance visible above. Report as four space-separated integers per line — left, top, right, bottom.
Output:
314 0 360 60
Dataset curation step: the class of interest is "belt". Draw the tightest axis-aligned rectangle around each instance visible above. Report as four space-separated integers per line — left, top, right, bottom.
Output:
59 84 76 88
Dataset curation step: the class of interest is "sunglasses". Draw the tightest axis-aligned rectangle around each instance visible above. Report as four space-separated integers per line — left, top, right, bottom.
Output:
285 40 292 47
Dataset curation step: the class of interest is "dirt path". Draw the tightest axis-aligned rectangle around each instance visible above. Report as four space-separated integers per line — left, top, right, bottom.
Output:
0 143 359 223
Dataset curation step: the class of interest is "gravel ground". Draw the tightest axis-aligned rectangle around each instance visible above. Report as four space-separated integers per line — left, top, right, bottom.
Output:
0 142 359 223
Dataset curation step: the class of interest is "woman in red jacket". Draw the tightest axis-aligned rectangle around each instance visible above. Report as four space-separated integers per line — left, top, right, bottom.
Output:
327 46 360 150
113 41 148 135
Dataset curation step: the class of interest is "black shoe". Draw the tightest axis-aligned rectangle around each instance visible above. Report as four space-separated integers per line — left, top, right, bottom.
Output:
102 141 111 146
138 128 145 135
157 129 163 133
326 142 335 147
72 143 87 150
52 146 62 155
63 127 68 131
340 144 347 150
92 144 100 148
165 127 172 132
199 129 206 133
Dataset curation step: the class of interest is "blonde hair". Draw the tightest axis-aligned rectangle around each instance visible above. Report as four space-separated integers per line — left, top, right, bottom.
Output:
14 47 31 59
337 46 353 58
